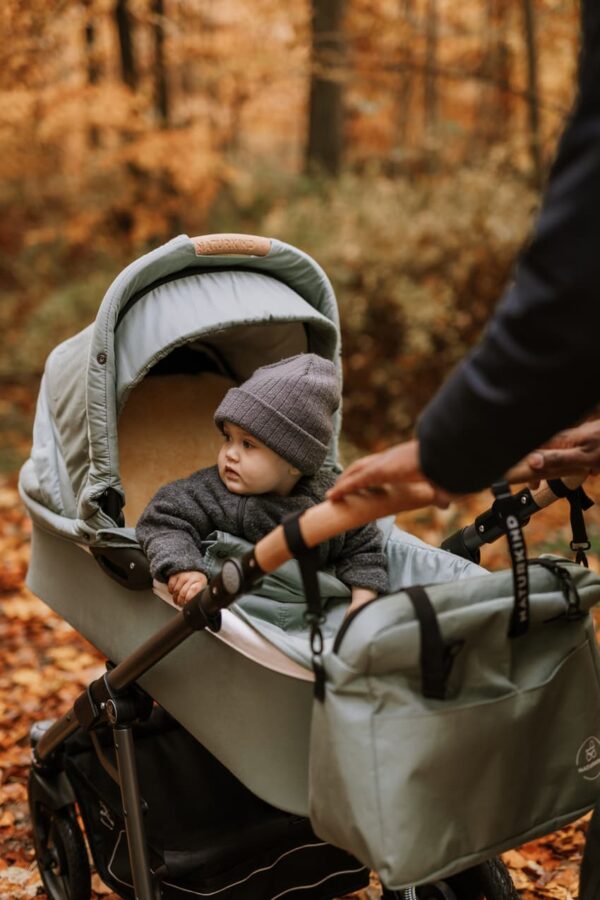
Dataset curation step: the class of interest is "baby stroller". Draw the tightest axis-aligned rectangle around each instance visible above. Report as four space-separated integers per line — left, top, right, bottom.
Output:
21 233 528 899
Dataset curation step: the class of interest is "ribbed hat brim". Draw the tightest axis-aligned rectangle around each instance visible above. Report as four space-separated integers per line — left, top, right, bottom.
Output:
215 388 329 475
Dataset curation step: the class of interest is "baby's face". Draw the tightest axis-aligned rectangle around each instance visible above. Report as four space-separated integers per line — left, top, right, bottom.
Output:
217 422 301 496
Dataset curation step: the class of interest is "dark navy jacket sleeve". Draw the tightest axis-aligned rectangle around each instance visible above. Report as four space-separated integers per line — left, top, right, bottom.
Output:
417 2 600 493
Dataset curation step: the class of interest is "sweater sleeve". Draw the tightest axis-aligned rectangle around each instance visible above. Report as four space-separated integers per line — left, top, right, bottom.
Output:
417 6 600 493
335 521 388 593
135 476 214 582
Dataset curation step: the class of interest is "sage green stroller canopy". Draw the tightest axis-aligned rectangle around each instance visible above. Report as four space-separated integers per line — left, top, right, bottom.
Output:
19 234 341 542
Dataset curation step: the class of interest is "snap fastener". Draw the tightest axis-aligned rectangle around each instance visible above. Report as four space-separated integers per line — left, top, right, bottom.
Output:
97 352 107 365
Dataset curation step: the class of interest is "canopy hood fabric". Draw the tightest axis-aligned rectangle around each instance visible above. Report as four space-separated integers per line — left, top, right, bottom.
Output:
19 235 341 544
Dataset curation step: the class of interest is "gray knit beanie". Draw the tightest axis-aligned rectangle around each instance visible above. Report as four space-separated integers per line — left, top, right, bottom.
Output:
214 354 340 475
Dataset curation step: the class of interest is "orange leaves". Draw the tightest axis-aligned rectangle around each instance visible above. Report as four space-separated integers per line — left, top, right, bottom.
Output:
0 480 110 897
0 487 31 595
503 818 590 899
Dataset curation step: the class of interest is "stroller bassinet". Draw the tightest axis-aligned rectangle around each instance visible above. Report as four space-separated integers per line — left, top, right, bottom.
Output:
21 234 516 899
21 233 347 814
21 232 483 813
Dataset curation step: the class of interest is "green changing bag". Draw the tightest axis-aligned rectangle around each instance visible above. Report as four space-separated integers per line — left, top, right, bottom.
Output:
308 558 600 889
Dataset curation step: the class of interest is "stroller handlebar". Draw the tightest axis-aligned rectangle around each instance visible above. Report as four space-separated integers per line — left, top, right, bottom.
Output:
530 473 587 505
255 482 438 574
255 475 589 574
441 474 588 563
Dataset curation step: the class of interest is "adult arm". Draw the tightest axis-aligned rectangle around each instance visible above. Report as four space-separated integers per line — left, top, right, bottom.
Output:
417 4 600 493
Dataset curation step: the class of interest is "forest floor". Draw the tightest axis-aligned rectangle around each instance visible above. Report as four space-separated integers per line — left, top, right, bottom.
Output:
1 387 600 897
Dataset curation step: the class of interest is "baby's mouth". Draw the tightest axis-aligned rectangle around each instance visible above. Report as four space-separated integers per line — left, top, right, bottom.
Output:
225 466 240 479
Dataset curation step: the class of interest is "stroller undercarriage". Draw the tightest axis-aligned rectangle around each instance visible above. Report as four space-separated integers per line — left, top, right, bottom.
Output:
30 703 371 900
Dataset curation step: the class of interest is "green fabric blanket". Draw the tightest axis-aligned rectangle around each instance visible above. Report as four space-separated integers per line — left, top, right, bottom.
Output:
199 520 486 668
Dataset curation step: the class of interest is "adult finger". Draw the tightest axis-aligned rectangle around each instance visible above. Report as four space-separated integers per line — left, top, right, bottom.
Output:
505 454 590 484
433 488 453 509
546 419 600 447
327 461 385 500
529 446 593 477
533 448 592 475
328 442 422 501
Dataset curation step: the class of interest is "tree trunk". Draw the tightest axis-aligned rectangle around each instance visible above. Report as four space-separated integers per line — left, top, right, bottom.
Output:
476 0 511 148
306 0 346 176
522 0 543 185
395 0 415 147
82 0 101 146
115 0 138 90
424 0 438 133
151 0 170 126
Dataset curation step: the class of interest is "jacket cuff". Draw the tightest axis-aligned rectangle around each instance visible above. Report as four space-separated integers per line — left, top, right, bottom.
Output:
339 566 388 593
152 554 209 583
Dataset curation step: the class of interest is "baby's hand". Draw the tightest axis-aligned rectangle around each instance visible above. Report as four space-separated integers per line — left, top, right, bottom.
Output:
168 570 208 607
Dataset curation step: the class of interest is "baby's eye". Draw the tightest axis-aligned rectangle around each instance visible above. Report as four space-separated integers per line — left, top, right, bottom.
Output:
223 432 231 443
242 440 254 450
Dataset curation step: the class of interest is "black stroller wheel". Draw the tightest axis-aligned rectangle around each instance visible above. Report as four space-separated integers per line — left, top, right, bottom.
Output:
475 858 519 900
29 791 91 900
445 857 519 900
382 857 518 900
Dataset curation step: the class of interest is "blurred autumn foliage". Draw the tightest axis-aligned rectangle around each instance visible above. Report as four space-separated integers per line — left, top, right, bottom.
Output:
0 0 581 467
0 0 596 897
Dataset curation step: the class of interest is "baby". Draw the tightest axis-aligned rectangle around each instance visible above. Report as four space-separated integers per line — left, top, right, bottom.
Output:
136 353 388 613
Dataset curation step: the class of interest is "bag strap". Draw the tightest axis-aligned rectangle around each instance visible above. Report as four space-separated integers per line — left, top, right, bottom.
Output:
404 586 462 700
282 511 326 701
492 481 530 637
547 479 594 567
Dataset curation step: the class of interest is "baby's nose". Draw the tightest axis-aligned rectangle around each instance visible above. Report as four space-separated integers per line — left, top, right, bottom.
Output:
226 444 239 461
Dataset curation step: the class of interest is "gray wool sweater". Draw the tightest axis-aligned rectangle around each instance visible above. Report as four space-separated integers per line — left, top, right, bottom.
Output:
136 465 388 593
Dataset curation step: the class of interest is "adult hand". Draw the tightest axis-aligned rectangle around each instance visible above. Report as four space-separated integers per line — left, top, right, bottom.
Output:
326 439 450 506
168 570 208 607
505 419 600 485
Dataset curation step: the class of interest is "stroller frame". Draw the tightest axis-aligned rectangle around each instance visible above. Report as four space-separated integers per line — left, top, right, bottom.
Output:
30 547 264 900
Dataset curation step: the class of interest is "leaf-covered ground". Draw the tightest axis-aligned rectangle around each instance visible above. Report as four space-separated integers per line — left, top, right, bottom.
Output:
1 477 599 900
